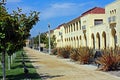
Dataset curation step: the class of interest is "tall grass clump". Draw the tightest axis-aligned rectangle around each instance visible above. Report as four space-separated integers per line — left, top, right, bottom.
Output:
96 49 120 71
51 48 58 55
77 47 92 64
70 47 93 64
70 48 79 61
57 46 71 58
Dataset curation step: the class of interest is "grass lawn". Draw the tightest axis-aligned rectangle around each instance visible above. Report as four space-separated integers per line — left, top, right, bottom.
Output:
0 50 41 80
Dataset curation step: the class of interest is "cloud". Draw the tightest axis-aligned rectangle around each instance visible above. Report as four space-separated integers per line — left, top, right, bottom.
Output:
41 2 94 20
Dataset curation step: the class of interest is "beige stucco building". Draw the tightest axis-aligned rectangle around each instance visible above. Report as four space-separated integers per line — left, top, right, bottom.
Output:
54 0 120 49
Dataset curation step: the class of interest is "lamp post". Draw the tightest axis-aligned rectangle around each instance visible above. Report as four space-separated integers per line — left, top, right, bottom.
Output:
39 32 41 52
48 24 51 54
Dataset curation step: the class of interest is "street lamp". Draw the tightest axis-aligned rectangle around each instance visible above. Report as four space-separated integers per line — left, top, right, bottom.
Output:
39 32 41 52
48 24 51 54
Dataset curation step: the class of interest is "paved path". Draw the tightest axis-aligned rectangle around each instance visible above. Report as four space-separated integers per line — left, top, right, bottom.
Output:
24 47 120 80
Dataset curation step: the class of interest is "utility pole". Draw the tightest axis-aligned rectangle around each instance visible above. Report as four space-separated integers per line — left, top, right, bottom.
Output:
48 24 51 54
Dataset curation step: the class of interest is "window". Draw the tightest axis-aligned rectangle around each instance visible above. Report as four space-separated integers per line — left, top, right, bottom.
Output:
65 28 66 33
67 26 69 33
114 9 116 14
71 24 73 32
79 21 81 30
110 11 112 14
112 16 116 22
82 25 86 30
108 17 111 23
94 19 103 25
59 32 62 35
69 25 70 32
76 22 78 30
108 16 116 23
110 9 116 15
112 10 114 14
115 35 117 44
83 20 86 23
73 23 75 31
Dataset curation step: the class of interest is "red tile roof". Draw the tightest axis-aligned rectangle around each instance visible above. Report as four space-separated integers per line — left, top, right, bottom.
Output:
54 7 105 29
81 7 105 17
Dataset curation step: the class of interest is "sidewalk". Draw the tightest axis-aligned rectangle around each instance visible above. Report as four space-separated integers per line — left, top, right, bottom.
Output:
24 47 120 80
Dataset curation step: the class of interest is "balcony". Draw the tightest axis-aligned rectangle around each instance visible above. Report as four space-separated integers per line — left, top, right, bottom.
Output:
108 16 116 28
82 25 86 33
82 25 86 30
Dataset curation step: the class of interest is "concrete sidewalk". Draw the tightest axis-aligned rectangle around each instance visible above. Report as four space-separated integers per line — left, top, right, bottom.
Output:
24 47 120 80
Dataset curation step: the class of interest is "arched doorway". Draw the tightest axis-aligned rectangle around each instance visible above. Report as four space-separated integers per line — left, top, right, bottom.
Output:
111 28 116 48
67 38 68 46
79 36 82 47
96 33 100 49
102 32 106 49
71 37 73 47
74 37 76 48
91 34 95 49
76 36 79 48
69 38 70 47
84 34 87 47
65 38 66 47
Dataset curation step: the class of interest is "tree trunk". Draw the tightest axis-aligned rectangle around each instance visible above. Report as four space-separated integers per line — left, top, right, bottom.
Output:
11 55 13 64
1 52 6 80
13 53 16 59
8 56 11 70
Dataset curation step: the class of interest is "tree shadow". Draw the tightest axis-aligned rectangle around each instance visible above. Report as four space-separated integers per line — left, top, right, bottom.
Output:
40 73 64 80
11 63 35 69
1 66 41 80
0 52 42 80
15 60 40 63
0 73 41 80
16 57 40 60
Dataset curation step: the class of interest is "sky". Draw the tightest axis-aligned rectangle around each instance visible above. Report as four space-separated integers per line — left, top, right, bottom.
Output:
5 0 115 37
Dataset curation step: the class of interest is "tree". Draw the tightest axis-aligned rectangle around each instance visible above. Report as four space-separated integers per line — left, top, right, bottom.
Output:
34 33 47 44
45 35 56 49
0 5 39 80
32 33 47 49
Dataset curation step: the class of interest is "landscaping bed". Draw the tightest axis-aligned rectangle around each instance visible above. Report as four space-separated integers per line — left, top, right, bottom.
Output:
51 47 120 77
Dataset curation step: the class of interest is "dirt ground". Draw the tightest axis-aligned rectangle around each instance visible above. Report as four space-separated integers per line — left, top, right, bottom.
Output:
24 47 120 80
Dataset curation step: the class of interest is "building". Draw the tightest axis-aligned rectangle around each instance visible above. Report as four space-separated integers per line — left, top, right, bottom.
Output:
46 30 54 38
54 23 65 47
54 0 120 49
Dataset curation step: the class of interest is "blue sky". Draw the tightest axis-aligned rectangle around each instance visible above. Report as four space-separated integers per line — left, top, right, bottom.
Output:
5 0 115 37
